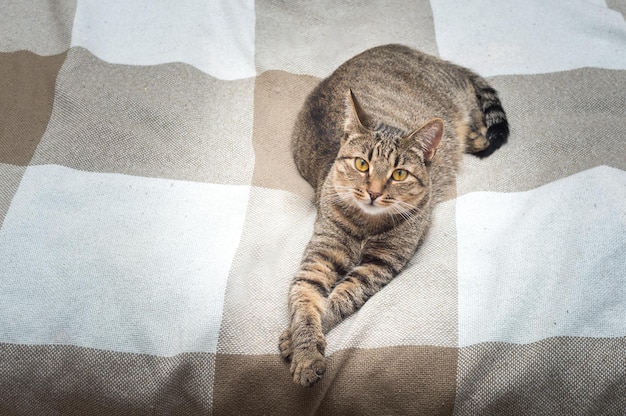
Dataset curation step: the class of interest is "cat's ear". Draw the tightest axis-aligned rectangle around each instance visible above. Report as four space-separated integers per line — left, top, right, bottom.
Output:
407 118 444 163
343 89 370 137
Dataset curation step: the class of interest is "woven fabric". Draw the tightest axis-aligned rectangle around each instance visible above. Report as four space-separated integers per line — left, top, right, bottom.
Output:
1 1 625 414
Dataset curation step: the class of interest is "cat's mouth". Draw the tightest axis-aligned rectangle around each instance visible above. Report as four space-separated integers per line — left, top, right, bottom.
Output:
333 185 393 216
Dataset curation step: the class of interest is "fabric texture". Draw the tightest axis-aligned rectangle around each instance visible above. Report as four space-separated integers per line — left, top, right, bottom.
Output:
1 1 625 414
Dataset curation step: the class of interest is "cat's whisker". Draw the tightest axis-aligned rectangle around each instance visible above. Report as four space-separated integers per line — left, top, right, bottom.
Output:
393 200 419 213
330 189 354 199
389 202 418 223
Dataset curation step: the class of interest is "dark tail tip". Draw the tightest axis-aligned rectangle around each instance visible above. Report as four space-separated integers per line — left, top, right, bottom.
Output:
473 121 509 158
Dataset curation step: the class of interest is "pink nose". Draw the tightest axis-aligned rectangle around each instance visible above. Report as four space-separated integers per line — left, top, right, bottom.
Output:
367 191 382 201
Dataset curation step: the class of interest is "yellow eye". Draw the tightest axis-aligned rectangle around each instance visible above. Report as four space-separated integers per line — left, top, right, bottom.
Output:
392 169 408 181
355 158 369 172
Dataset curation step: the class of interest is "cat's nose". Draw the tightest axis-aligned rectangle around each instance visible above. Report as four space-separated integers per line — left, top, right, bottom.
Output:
367 191 382 201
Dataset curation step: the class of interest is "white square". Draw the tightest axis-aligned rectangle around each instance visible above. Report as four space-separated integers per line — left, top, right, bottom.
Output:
326 200 459 353
456 166 626 346
0 165 250 355
218 187 316 355
431 0 626 75
71 0 256 80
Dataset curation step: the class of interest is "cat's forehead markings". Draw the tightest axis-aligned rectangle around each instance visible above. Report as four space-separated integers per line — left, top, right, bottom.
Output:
370 140 397 162
373 142 381 158
393 153 400 168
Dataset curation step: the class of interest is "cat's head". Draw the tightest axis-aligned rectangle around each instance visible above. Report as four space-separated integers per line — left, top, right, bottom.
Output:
329 90 443 217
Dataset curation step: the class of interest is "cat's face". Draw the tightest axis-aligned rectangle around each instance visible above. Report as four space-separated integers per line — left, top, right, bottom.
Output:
331 129 431 217
326 91 443 218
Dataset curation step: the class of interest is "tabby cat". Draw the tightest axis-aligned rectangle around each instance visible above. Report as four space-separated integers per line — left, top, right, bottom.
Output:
279 44 509 387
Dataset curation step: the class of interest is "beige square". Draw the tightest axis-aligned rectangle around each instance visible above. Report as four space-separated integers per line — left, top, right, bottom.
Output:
252 70 320 196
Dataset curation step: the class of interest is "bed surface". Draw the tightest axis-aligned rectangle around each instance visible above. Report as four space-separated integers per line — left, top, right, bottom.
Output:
1 1 625 414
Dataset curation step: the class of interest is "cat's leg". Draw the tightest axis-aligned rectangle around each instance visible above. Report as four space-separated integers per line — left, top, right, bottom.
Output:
280 227 356 387
322 234 418 332
322 264 396 332
282 279 328 387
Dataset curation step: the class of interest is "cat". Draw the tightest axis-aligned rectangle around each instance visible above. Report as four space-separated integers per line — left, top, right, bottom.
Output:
279 44 509 387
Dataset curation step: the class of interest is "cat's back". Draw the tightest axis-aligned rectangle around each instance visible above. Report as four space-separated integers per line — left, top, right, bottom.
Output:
292 44 474 191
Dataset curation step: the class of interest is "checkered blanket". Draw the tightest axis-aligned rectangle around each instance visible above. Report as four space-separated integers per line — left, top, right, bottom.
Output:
1 1 625 414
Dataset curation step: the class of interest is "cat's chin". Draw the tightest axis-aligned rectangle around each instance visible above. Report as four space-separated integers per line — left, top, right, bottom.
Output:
354 201 390 216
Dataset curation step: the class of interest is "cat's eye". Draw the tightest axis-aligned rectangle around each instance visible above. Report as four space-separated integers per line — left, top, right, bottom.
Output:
392 169 408 181
355 158 369 172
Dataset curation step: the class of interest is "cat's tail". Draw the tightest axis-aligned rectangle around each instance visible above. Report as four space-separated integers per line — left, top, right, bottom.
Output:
471 76 510 158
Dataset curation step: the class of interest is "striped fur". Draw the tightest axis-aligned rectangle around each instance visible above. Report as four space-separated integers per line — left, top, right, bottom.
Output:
471 77 510 158
280 44 509 386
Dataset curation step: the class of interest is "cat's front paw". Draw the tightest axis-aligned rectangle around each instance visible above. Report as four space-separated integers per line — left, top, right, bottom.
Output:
281 328 327 386
291 349 326 387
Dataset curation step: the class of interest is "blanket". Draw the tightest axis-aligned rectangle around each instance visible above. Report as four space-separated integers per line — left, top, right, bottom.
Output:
1 1 625 414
